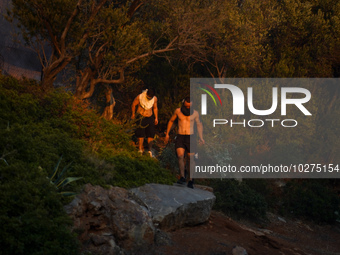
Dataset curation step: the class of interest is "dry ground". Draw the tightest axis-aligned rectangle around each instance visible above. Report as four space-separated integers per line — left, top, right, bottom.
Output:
154 210 340 255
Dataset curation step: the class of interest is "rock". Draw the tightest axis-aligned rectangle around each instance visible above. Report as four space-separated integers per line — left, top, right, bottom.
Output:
154 229 173 246
194 184 214 193
232 246 248 255
278 216 287 223
65 184 155 253
129 183 216 231
258 228 273 235
239 225 265 236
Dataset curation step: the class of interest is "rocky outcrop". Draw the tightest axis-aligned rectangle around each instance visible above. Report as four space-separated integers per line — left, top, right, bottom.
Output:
64 184 155 254
129 183 216 231
65 183 215 254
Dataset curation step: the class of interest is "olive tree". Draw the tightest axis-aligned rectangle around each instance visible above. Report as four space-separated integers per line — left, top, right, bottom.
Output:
8 0 225 118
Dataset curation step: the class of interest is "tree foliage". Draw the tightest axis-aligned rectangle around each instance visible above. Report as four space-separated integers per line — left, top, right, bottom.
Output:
8 0 231 119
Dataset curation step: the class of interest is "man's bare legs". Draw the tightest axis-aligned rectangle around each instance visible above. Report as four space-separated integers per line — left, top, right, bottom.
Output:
138 138 144 153
176 148 195 188
138 137 154 156
147 137 154 156
176 149 195 179
176 148 186 179
188 152 195 181
147 137 153 151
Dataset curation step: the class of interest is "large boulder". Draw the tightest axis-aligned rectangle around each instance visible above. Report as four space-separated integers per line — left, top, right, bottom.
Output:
64 184 155 254
129 183 216 231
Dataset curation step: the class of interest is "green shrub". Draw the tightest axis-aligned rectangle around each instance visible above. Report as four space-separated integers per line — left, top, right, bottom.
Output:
242 179 281 210
48 156 83 196
69 152 176 189
281 180 340 223
0 74 179 255
0 122 84 170
106 154 176 188
0 163 79 255
158 142 179 175
212 179 268 221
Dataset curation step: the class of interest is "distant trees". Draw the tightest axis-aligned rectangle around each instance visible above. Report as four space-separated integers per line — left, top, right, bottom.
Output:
6 0 340 120
177 0 275 79
8 0 153 119
8 0 86 89
174 0 340 79
266 0 340 77
7 0 228 119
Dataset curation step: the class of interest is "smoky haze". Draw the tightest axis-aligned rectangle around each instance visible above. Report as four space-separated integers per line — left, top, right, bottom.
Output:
0 0 42 79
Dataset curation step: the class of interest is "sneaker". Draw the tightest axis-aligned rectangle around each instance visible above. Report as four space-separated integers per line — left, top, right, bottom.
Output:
138 150 143 155
187 180 194 189
177 177 186 185
148 150 154 157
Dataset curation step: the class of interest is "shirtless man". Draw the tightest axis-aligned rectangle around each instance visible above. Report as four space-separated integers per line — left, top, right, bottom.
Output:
165 97 204 188
131 89 158 156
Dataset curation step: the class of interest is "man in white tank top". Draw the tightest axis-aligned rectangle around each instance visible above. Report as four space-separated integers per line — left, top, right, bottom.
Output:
131 89 158 156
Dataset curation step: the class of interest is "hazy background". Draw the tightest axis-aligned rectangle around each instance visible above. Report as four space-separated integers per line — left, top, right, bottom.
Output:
0 0 41 79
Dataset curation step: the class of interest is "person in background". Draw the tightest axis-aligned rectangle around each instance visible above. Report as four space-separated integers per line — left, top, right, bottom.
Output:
165 97 204 188
131 88 158 157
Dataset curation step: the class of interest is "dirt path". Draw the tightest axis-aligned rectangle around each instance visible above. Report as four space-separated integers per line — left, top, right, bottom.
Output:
154 211 340 255
153 137 340 255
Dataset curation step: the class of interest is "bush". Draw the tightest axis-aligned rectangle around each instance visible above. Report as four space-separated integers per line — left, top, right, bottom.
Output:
106 154 176 188
242 179 282 210
281 180 340 223
0 163 79 255
212 179 268 221
0 74 178 255
158 142 179 175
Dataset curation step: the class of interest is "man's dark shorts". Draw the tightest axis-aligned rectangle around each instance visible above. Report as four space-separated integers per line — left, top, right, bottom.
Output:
135 115 155 138
175 134 196 153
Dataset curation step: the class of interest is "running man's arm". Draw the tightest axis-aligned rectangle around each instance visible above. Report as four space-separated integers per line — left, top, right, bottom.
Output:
153 97 158 125
131 96 139 119
165 109 179 144
194 111 205 144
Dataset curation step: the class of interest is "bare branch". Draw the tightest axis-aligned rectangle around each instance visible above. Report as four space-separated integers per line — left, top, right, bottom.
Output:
43 19 62 56
76 0 108 49
127 0 146 18
81 69 124 99
95 69 125 84
95 42 109 59
60 0 83 53
126 35 179 64
0 149 17 165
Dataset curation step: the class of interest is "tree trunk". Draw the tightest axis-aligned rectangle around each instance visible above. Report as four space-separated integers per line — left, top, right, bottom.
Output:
75 67 96 99
41 67 58 90
102 86 116 120
41 55 72 91
75 69 124 119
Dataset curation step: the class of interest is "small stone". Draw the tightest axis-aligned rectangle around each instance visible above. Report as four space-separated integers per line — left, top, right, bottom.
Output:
278 216 287 223
154 229 173 246
232 246 248 255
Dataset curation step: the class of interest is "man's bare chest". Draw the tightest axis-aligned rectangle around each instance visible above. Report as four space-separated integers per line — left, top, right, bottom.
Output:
178 112 194 122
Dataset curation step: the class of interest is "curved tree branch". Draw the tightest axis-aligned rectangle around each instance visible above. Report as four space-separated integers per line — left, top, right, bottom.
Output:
80 69 124 99
60 0 83 53
126 36 179 65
